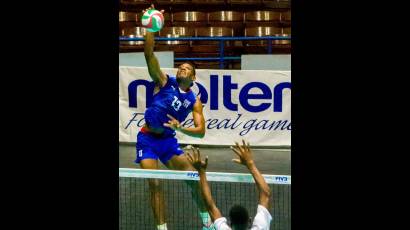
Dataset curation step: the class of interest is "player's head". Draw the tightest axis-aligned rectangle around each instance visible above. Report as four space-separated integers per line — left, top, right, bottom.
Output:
229 204 249 230
176 62 196 85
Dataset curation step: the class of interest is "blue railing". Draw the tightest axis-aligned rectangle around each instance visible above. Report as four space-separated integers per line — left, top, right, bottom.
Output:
119 36 291 69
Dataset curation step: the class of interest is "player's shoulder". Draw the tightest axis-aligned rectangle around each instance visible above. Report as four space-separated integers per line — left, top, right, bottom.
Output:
190 81 201 98
161 74 177 89
256 204 271 216
250 205 272 230
167 74 177 83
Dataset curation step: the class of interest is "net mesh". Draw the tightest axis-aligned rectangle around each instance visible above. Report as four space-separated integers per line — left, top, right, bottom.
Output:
119 168 291 230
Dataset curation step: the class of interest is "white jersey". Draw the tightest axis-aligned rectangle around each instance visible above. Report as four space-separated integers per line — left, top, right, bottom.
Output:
213 205 272 230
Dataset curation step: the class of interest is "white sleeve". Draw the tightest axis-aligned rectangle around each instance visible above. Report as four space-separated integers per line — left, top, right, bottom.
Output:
213 217 232 230
250 205 273 230
191 82 201 97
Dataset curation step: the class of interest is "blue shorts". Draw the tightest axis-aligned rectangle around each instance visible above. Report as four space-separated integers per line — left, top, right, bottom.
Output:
135 131 184 165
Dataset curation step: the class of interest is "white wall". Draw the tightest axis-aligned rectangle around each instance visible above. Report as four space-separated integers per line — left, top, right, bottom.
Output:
119 51 174 68
241 54 291 71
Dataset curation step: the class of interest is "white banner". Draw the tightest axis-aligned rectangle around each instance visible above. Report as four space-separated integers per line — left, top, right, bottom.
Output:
119 67 291 146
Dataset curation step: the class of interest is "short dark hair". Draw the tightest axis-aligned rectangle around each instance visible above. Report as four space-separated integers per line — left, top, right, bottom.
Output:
229 205 249 229
183 61 196 76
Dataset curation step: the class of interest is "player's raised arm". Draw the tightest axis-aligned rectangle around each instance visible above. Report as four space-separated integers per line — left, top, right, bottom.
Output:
143 4 167 87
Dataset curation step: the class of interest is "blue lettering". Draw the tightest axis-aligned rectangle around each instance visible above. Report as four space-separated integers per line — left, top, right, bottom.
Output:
187 172 199 178
240 119 257 136
275 176 288 182
127 75 291 113
128 80 154 108
229 114 243 129
125 113 145 129
182 119 194 128
255 120 269 130
214 114 244 129
137 117 145 127
223 75 238 111
265 120 289 130
273 82 291 112
207 119 219 129
216 119 230 129
210 75 219 109
239 82 272 112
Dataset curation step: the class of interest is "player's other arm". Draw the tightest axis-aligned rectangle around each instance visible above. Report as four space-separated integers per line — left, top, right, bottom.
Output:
164 97 206 138
143 5 167 87
180 97 205 138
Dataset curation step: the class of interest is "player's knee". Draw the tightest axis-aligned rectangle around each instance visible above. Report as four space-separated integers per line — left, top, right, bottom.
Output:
170 155 195 171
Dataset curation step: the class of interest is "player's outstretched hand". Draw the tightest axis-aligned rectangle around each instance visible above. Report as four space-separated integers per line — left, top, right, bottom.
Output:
186 145 208 172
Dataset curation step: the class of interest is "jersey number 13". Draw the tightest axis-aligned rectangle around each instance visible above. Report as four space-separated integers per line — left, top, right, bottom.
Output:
171 96 182 111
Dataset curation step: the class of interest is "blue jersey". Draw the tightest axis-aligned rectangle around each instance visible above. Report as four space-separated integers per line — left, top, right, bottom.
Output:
144 75 198 137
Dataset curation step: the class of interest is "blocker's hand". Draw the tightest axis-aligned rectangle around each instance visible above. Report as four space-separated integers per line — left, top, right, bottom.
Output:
186 145 208 172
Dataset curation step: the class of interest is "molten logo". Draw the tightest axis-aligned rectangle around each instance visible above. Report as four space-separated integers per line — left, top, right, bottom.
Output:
128 75 291 113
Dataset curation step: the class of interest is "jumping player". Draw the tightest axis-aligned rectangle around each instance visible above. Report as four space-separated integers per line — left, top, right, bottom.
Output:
135 4 213 230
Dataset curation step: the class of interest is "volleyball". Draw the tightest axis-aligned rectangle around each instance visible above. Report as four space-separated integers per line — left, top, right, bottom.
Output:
141 9 164 32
